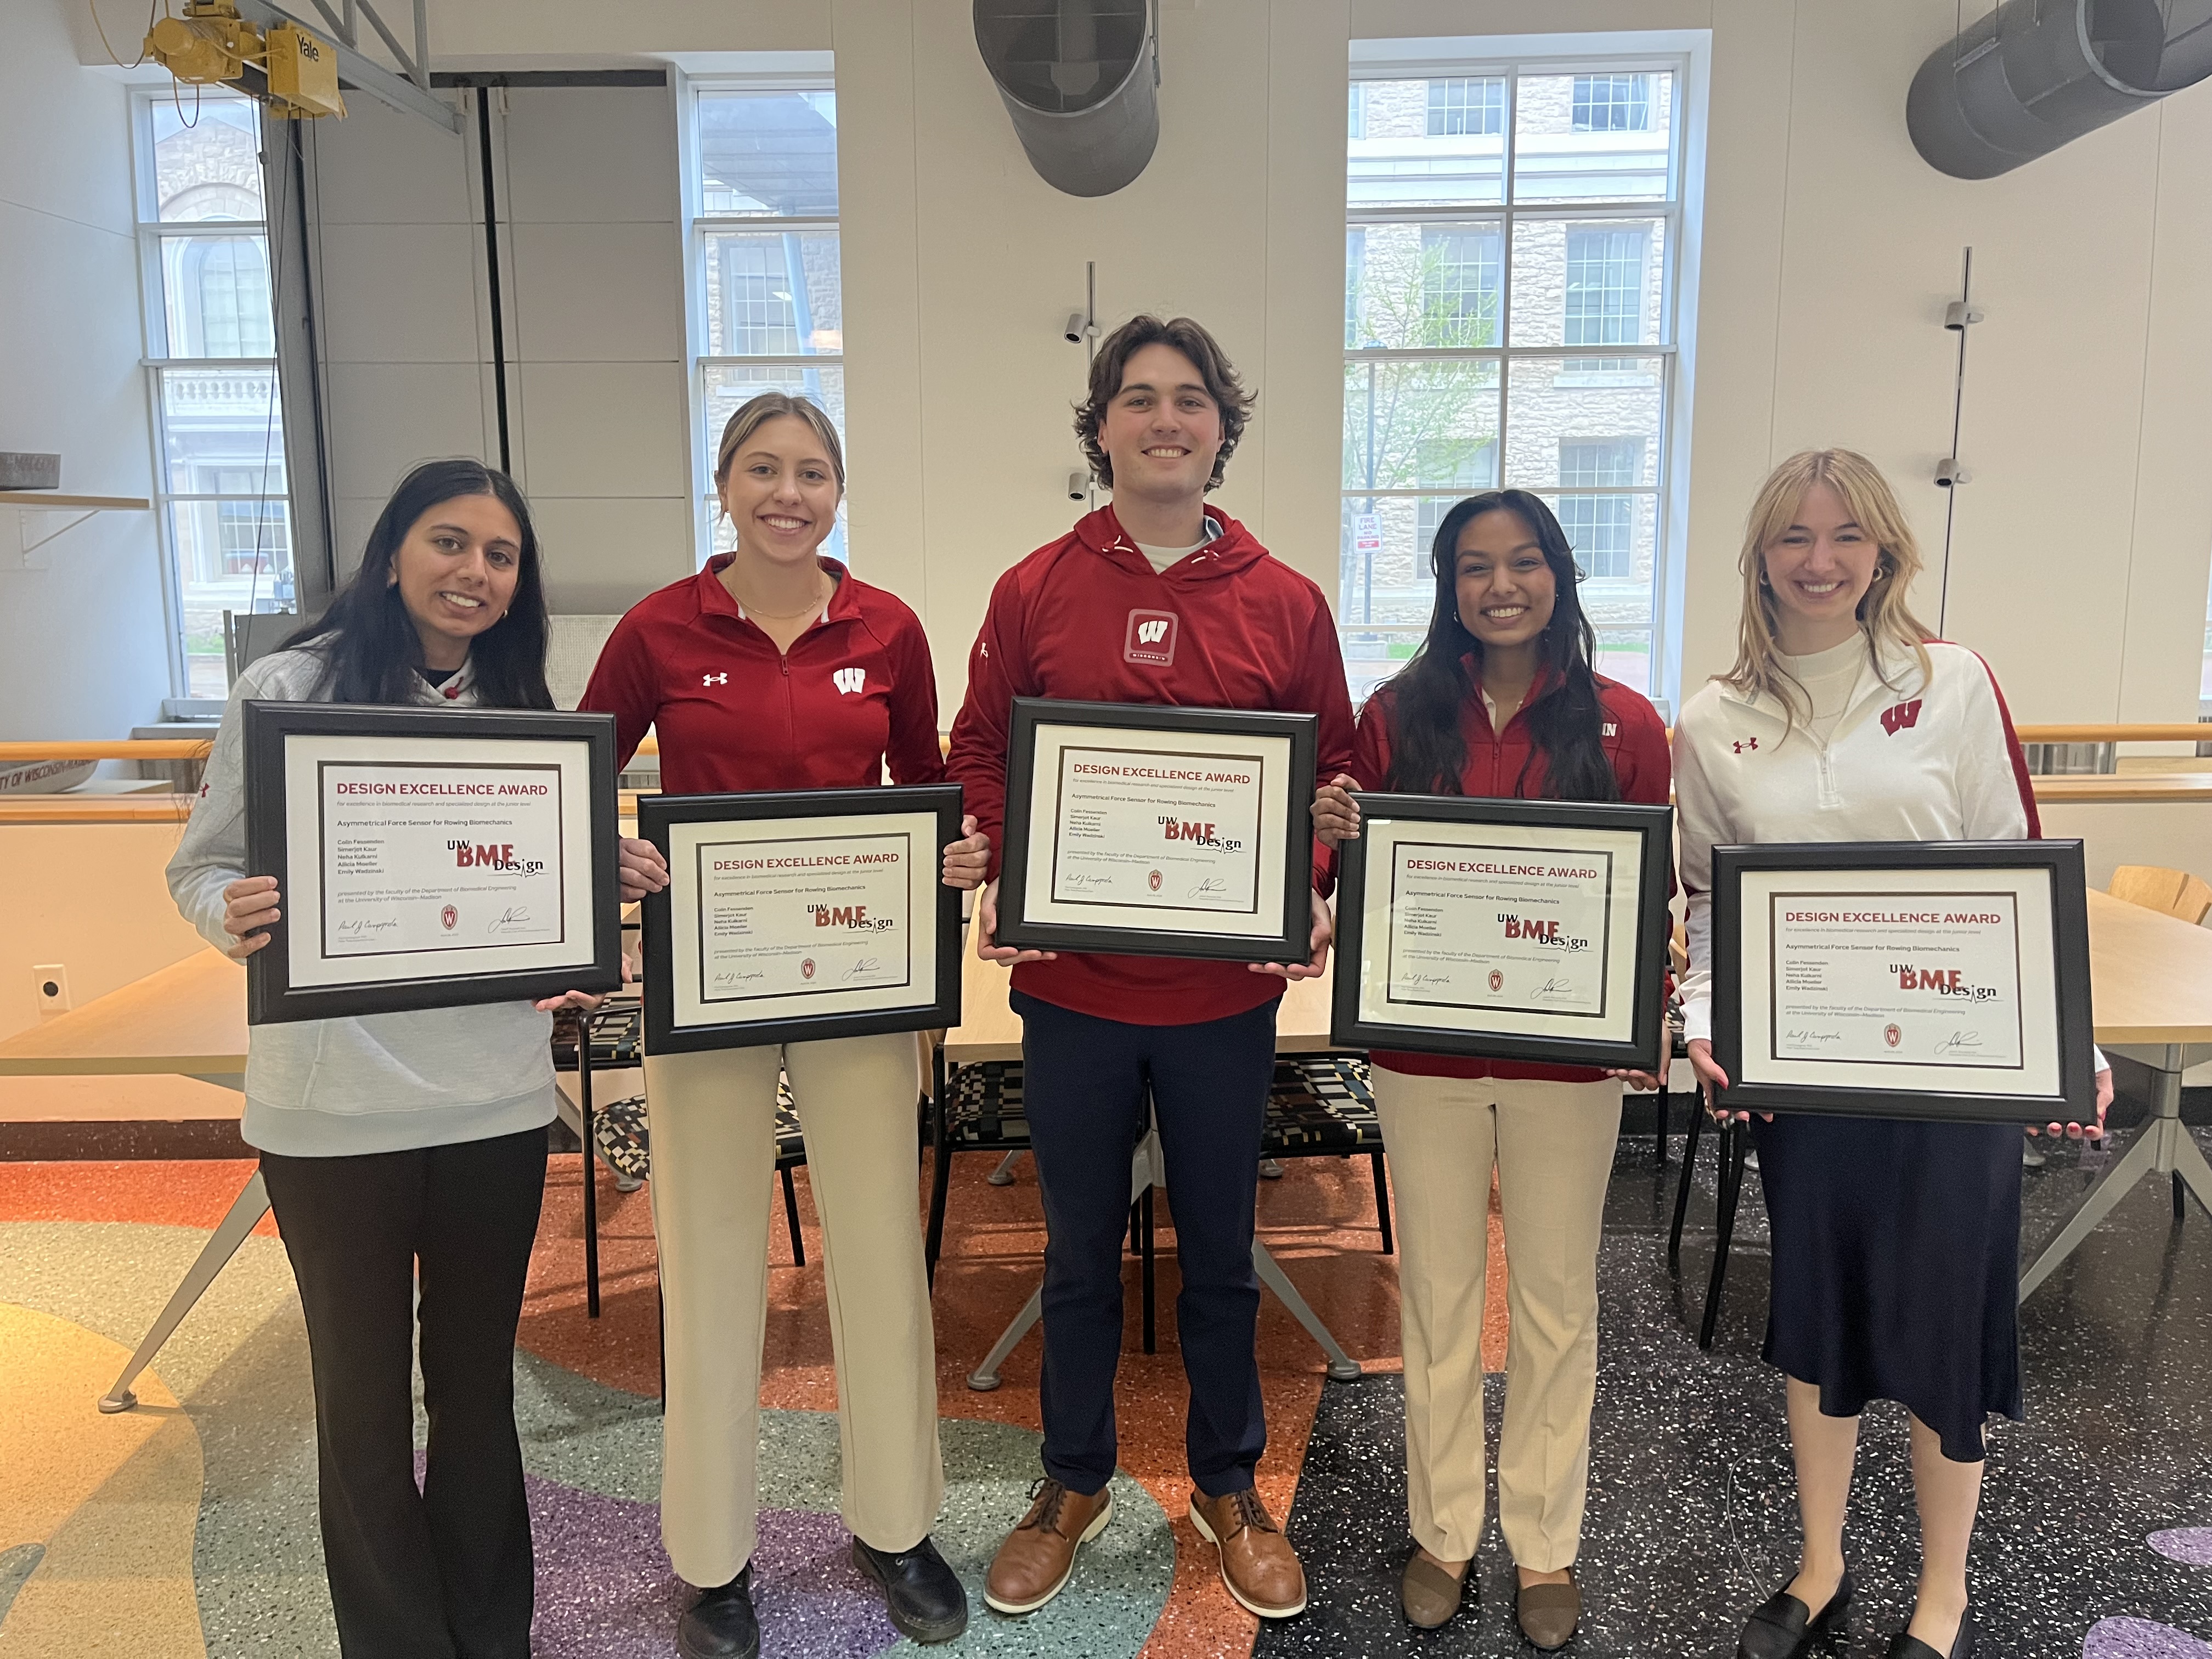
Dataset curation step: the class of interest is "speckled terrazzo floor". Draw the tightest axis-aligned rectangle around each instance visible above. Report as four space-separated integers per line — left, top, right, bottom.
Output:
1255 1119 2212 1659
2 1113 2208 1659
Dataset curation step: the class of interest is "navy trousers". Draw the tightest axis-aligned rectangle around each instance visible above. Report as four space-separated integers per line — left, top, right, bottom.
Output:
1013 991 1279 1498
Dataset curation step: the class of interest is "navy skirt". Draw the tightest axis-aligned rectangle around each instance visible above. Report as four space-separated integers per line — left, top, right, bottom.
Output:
1750 1111 2023 1462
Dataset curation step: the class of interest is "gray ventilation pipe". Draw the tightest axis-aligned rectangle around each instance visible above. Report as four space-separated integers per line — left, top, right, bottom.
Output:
1909 0 2212 179
974 0 1159 197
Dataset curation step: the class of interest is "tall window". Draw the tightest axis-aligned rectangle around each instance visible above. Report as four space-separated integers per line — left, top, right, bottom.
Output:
686 77 845 565
132 93 290 698
1344 50 1690 704
1557 439 1641 579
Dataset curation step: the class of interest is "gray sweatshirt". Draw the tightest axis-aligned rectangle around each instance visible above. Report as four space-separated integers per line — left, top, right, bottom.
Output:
167 647 558 1156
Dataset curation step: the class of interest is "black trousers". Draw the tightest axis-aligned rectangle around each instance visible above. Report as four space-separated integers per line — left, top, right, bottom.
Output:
1013 991 1278 1499
259 1126 548 1659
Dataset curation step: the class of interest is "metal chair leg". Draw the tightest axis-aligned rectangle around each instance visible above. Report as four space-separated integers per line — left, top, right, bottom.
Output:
1140 1186 1156 1355
579 1033 600 1319
1668 1099 1704 1273
781 1166 806 1266
988 1150 1023 1186
1699 1121 1747 1350
1370 1151 1394 1255
1655 1079 1671 1167
924 1048 952 1289
2179 1170 2189 1221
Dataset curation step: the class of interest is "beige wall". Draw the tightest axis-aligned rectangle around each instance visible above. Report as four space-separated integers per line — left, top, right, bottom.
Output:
0 824 211 1045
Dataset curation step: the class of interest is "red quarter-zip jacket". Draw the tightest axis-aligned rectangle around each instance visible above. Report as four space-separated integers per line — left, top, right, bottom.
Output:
1345 659 1671 1081
947 505 1357 1026
580 556 944 791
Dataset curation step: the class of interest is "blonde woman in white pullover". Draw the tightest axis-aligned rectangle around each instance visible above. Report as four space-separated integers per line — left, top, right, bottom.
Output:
1675 451 2109 1659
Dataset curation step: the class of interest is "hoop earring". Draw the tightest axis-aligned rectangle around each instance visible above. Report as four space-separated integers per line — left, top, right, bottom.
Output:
1757 568 1771 589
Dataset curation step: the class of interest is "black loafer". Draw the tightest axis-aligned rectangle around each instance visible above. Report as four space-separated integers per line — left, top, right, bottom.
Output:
1885 1604 1977 1659
1737 1572 1853 1659
678 1566 759 1659
852 1534 970 1644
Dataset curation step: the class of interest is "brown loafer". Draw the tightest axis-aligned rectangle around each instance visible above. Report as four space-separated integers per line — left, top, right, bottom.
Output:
1400 1549 1472 1628
983 1477 1113 1616
1189 1488 1307 1619
1516 1567 1581 1651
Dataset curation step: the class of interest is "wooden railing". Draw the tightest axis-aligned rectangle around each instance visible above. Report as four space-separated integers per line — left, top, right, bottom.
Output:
2 724 2208 824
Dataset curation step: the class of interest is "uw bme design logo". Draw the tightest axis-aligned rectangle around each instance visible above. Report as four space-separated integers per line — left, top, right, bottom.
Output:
1124 609 1179 667
833 667 866 696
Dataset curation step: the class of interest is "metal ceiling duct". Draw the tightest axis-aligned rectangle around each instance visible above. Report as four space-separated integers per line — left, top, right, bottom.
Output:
974 0 1158 197
1909 0 2212 179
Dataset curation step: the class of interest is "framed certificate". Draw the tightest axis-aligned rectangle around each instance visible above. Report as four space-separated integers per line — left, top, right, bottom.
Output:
995 698 1317 962
1329 795 1674 1068
1711 840 2096 1122
639 786 963 1053
242 702 622 1025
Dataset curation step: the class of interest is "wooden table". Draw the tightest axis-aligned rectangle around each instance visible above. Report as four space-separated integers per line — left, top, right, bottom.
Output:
0 948 263 1412
2019 888 2212 1297
939 923 1367 1388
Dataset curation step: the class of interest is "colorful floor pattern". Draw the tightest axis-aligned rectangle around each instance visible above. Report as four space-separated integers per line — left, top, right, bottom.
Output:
1 1114 2208 1657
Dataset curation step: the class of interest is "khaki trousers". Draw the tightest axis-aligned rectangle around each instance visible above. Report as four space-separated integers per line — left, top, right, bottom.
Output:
646 1031 944 1588
1374 1069 1621 1570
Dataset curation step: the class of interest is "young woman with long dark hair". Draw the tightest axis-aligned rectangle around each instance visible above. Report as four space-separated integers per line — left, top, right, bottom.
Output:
1313 489 1669 1648
168 458 620 1657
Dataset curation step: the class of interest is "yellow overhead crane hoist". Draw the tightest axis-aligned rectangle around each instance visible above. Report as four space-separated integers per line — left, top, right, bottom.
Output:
144 0 347 119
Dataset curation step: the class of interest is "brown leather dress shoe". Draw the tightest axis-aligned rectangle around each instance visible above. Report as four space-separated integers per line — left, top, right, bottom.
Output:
982 1477 1114 1616
1189 1488 1307 1619
1516 1567 1581 1651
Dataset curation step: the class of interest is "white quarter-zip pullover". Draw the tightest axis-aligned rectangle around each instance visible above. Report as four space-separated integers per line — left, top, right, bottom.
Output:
1673 637 2040 1046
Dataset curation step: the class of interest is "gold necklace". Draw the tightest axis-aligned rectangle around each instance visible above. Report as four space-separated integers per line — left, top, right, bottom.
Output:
727 567 829 620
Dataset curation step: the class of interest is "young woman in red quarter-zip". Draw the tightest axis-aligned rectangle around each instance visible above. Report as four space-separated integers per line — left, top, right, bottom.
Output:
582 393 987 1659
1312 490 1669 1650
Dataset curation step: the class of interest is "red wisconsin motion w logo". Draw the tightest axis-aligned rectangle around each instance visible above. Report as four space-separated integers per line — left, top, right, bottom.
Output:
1880 699 1924 736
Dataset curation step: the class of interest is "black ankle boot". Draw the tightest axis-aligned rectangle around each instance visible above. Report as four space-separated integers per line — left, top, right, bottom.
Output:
678 1566 759 1659
1737 1572 1853 1659
851 1534 970 1644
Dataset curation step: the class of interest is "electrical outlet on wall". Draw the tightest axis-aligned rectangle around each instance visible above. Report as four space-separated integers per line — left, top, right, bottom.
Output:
32 964 70 1015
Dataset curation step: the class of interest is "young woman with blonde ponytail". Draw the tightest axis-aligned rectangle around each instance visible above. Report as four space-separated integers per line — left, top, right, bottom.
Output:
1673 450 2110 1659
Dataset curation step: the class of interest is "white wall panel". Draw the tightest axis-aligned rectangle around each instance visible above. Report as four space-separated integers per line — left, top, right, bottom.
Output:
516 362 690 496
502 86 680 224
324 362 497 501
510 222 685 362
529 494 695 613
311 97 477 225
318 222 489 365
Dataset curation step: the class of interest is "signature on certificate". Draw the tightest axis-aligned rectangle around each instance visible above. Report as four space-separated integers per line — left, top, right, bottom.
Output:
710 969 765 988
1186 876 1229 899
1783 1028 1844 1046
1934 1030 1985 1056
1397 969 1452 989
1059 872 1114 890
335 917 400 938
845 957 883 980
486 907 535 935
1534 977 1578 1000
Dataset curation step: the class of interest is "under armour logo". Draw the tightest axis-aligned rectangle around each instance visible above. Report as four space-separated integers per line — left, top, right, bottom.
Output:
702 672 727 687
1880 698 1923 736
1122 608 1179 666
832 667 865 695
1732 737 1759 754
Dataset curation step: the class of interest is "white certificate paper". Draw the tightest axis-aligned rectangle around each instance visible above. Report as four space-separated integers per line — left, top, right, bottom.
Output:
1355 816 1647 1046
1019 721 1294 940
1735 867 2061 1097
664 810 943 1030
282 735 600 990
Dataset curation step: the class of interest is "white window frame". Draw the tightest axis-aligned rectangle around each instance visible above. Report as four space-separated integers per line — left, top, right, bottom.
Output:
1344 32 1709 714
129 89 289 698
677 62 844 569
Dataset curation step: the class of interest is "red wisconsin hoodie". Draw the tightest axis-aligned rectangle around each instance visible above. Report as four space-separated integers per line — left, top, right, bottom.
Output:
947 506 1357 1026
1346 659 1671 1081
581 556 944 791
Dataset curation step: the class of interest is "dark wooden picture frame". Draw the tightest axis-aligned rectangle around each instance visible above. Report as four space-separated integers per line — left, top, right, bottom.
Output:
1330 794 1675 1069
1712 839 2095 1122
996 697 1318 963
242 701 622 1025
639 786 964 1053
